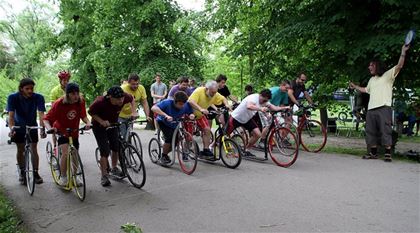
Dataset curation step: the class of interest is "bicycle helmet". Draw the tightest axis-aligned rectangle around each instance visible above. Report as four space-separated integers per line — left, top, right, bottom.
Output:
107 86 125 98
65 82 80 94
58 70 71 80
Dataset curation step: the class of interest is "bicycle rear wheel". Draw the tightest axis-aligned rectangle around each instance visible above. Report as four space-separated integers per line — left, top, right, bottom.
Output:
267 127 299 167
220 138 242 169
176 130 198 175
233 126 249 146
25 149 35 195
129 132 143 159
300 119 327 153
230 134 246 153
148 138 161 163
122 144 146 189
46 141 53 164
70 148 86 201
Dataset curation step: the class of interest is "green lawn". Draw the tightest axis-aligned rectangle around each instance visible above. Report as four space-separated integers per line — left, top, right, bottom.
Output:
0 186 26 233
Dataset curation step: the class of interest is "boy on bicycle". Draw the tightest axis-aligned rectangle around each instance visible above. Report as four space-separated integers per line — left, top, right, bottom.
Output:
151 91 195 164
89 86 137 187
43 83 91 186
7 78 46 185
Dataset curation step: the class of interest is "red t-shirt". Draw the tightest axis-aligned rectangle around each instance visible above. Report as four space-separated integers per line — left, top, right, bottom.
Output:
88 93 133 126
44 97 87 138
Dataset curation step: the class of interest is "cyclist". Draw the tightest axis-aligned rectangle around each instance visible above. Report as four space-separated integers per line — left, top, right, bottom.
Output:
119 73 150 140
188 80 230 158
151 91 195 164
7 78 46 185
288 72 313 108
168 76 194 99
227 89 289 157
89 86 136 187
50 70 71 103
43 83 91 186
257 80 291 148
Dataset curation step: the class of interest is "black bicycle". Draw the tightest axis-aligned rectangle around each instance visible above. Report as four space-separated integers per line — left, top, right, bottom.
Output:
95 121 146 189
11 126 44 195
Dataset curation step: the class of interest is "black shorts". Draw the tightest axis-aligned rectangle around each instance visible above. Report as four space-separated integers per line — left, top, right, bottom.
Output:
57 136 80 150
11 129 38 144
92 124 119 157
227 116 258 134
158 121 175 144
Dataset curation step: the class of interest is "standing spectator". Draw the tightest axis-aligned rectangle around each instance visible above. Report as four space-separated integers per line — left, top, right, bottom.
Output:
188 78 197 92
244 84 254 98
150 73 167 132
350 43 410 162
167 76 194 99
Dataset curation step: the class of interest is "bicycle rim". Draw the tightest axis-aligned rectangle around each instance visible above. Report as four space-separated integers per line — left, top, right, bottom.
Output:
25 149 35 195
71 148 86 201
268 128 299 167
95 147 102 168
50 154 61 185
148 138 161 163
46 141 53 164
129 132 143 159
220 138 241 169
300 120 327 153
230 134 246 153
123 144 146 189
176 131 198 175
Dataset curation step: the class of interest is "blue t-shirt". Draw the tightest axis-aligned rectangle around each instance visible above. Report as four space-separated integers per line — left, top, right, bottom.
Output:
7 92 46 131
270 87 288 106
156 99 193 128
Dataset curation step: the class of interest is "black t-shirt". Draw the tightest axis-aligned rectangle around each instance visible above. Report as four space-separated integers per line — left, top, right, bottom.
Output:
290 80 306 100
218 86 231 98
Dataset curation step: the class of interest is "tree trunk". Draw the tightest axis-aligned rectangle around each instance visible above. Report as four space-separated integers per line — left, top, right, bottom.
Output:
320 107 328 128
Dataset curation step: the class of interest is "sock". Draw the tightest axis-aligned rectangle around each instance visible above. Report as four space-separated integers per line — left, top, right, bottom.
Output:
385 148 391 155
370 147 377 155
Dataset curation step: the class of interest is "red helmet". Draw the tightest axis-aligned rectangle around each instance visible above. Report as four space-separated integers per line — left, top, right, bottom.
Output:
57 70 71 80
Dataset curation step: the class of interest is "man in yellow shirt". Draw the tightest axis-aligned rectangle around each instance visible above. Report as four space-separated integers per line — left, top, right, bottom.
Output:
50 70 71 102
350 43 410 162
188 80 230 158
119 73 152 139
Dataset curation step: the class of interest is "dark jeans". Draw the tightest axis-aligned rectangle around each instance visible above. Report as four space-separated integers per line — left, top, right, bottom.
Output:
365 106 392 147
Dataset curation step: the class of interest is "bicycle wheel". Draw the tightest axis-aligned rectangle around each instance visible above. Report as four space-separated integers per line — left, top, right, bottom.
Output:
267 127 299 167
46 141 53 164
230 134 246 153
148 138 161 163
25 149 35 195
95 147 101 168
50 153 60 185
176 130 198 175
299 119 327 153
220 138 241 169
70 148 86 201
233 126 249 146
122 144 146 189
129 131 143 159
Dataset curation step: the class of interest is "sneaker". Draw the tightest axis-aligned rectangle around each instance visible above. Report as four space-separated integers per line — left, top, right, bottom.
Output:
384 154 392 162
362 153 378 159
243 151 257 158
182 152 189 161
75 177 84 187
110 167 124 177
34 172 44 184
199 149 213 159
160 154 171 164
19 171 26 185
101 175 111 187
257 141 265 149
59 176 68 186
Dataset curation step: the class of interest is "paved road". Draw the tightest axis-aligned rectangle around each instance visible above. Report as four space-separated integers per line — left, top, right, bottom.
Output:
0 122 419 232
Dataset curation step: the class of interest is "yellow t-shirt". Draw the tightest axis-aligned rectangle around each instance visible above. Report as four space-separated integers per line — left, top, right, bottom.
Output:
189 87 225 119
119 83 147 118
366 66 398 110
50 85 65 102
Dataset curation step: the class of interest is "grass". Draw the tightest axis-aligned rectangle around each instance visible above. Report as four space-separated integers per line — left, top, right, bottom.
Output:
0 186 26 233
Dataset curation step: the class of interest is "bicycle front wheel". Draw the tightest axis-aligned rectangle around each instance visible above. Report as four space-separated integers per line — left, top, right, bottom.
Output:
220 138 242 169
25 149 35 195
300 120 327 153
122 144 146 189
46 141 53 164
129 132 143 159
176 130 198 175
267 127 299 167
70 148 86 201
148 138 161 163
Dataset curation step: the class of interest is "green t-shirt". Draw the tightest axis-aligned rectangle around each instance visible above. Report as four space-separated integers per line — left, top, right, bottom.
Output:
270 86 288 106
50 85 65 102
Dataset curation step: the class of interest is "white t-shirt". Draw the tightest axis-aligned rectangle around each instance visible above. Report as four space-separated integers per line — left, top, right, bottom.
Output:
232 93 270 124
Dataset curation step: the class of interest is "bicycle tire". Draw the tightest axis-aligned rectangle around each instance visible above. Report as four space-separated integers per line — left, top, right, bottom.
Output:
129 131 143 159
25 149 35 195
266 127 299 167
299 119 327 153
50 153 60 185
95 147 101 168
70 147 86 201
233 126 249 146
230 134 246 153
121 144 146 189
46 141 53 164
176 130 198 175
220 138 242 169
148 138 161 163
338 112 348 122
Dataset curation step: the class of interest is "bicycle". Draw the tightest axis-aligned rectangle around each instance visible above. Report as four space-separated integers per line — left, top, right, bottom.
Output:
10 126 44 196
232 110 299 167
47 127 88 201
94 121 146 189
281 105 327 152
203 108 242 169
121 118 143 158
148 116 199 175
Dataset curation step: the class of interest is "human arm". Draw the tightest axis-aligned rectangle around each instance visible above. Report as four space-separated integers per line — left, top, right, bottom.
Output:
268 103 291 112
187 99 209 115
395 44 410 76
287 89 300 106
349 82 368 93
304 91 314 105
151 104 173 121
